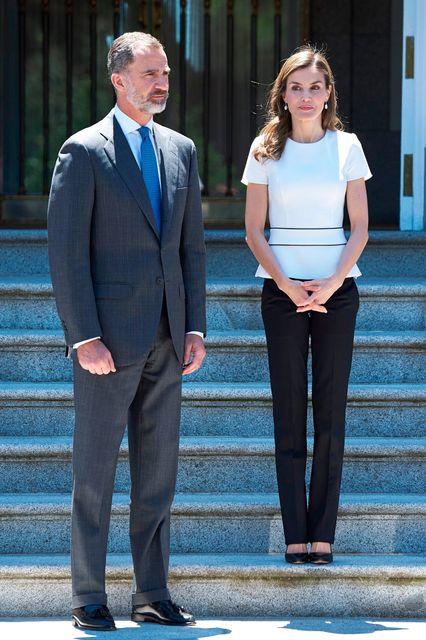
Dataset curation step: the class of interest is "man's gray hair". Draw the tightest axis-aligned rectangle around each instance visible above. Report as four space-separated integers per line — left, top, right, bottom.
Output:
107 32 164 76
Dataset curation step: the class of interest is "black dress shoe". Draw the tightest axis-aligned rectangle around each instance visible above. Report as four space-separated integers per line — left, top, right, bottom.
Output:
285 551 309 564
309 549 333 564
72 604 116 631
131 599 196 626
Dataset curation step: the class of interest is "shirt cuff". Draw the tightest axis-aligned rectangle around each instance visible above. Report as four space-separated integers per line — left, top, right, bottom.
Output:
75 332 203 349
73 336 101 349
186 331 204 339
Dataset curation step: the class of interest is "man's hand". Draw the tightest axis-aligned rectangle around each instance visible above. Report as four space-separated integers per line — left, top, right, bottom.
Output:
182 334 206 375
76 339 116 375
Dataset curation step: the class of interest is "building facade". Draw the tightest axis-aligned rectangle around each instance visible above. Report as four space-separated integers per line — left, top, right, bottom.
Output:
0 0 425 229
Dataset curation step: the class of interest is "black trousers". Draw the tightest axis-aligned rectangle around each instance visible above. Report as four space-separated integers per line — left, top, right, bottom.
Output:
261 277 359 544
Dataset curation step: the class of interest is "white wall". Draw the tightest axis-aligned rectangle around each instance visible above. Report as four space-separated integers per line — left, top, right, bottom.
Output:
400 0 426 230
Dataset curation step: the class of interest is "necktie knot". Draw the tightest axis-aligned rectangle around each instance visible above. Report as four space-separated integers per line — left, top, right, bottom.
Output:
139 126 150 141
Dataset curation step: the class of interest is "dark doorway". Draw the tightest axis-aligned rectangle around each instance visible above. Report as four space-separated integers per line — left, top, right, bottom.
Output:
309 0 402 227
0 0 402 228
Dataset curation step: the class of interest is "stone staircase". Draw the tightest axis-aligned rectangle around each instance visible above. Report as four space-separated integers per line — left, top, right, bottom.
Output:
0 229 425 618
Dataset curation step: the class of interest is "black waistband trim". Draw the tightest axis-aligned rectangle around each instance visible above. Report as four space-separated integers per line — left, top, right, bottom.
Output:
269 243 347 247
269 226 343 230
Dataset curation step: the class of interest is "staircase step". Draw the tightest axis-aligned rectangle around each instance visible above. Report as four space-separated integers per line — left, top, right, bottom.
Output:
0 230 48 276
0 552 424 617
0 276 425 331
0 276 55 330
0 381 424 438
0 492 424 554
0 329 424 383
0 329 67 382
193 330 426 384
0 436 424 494
205 230 426 278
207 278 426 331
1 229 426 277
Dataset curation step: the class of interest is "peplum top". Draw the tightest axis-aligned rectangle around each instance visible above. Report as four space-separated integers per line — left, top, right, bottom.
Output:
241 129 372 280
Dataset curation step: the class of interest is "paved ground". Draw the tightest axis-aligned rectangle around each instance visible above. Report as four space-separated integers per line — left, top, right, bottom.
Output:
0 618 425 639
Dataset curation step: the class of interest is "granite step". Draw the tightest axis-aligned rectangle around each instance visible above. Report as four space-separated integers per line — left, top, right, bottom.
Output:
0 231 48 276
194 330 426 384
0 329 423 383
206 278 426 331
0 436 424 494
0 381 424 438
1 229 426 277
0 492 424 555
0 276 424 331
0 552 424 617
205 230 426 278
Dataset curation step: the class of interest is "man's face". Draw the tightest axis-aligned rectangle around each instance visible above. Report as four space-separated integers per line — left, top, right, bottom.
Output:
119 46 170 115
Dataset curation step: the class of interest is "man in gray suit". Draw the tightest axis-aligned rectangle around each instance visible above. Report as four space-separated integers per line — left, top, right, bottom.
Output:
48 31 206 631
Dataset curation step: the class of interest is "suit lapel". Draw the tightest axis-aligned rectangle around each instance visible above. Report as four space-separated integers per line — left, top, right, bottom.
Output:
102 113 160 239
153 123 179 240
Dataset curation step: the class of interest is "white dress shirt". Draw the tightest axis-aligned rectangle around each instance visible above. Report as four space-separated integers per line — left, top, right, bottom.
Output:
73 105 203 349
114 105 162 181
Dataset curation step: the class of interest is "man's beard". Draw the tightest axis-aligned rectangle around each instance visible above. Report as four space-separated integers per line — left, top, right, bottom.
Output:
127 85 168 114
142 98 168 114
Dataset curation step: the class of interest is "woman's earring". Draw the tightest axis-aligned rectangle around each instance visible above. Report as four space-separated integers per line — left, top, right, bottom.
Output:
284 102 288 111
324 102 328 110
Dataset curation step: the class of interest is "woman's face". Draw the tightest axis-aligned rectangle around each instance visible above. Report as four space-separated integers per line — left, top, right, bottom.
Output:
282 65 331 125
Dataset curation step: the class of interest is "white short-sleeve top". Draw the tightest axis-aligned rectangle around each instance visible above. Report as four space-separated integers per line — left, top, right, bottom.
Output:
241 129 372 280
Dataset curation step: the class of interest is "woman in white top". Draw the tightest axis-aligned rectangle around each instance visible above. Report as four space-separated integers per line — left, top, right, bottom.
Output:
243 46 370 565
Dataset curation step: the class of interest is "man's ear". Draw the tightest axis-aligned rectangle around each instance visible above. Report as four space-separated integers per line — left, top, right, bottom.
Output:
111 73 126 94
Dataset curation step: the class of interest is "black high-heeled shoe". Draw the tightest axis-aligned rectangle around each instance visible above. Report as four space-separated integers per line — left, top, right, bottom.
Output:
285 548 309 564
309 545 333 564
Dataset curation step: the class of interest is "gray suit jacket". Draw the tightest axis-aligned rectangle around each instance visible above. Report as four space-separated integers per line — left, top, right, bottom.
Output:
48 110 206 366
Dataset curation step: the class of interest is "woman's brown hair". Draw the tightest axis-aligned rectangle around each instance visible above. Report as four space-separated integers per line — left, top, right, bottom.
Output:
254 45 343 161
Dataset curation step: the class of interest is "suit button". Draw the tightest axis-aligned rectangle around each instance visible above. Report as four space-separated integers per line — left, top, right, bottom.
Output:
156 277 164 285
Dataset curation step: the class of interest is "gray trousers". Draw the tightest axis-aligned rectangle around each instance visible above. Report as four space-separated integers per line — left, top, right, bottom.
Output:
71 309 182 609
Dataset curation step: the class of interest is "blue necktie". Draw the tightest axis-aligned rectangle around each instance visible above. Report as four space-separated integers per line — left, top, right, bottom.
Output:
139 126 161 233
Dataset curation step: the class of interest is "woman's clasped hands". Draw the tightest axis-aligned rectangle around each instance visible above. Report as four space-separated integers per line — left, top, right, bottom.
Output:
280 275 344 314
298 275 344 313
